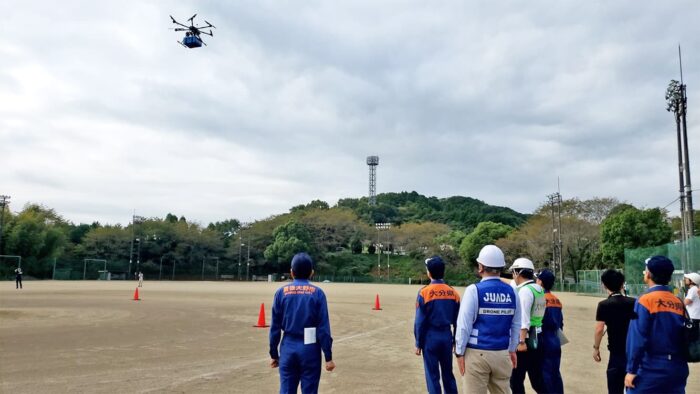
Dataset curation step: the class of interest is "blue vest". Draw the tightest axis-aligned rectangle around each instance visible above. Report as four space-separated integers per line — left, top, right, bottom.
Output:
468 279 517 351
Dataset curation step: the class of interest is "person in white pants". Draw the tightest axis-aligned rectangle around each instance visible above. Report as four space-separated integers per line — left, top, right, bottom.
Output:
138 271 144 288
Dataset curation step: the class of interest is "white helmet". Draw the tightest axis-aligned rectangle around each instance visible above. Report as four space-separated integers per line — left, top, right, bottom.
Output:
476 245 505 268
511 257 534 271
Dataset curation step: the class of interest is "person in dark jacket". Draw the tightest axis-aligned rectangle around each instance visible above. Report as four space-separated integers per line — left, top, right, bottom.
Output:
414 256 461 394
625 256 688 393
269 253 335 394
536 269 563 394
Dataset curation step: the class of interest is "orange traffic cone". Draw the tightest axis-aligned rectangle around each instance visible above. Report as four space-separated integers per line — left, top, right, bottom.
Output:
372 294 382 310
254 303 269 328
133 287 140 301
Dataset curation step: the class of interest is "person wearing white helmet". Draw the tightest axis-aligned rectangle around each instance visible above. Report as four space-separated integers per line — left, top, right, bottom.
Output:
454 245 521 394
684 272 700 322
509 257 546 394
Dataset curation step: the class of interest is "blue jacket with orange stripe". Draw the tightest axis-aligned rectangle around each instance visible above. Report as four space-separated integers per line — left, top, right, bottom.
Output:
626 285 686 374
414 280 461 349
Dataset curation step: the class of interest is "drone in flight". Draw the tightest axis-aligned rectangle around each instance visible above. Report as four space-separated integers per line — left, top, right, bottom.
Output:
170 14 215 48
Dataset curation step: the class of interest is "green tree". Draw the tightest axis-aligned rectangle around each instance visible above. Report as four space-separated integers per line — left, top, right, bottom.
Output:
264 221 313 272
600 206 672 267
350 237 362 254
459 221 513 264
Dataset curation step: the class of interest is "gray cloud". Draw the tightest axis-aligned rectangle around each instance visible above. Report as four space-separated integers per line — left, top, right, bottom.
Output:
1 0 699 225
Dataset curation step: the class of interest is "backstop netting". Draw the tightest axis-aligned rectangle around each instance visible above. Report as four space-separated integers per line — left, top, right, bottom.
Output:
624 236 700 296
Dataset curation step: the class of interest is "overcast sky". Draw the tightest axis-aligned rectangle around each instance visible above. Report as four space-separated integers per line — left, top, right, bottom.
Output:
2 1 699 226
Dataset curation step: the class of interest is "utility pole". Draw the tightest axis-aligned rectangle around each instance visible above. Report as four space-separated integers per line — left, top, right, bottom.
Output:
547 192 563 285
0 195 10 255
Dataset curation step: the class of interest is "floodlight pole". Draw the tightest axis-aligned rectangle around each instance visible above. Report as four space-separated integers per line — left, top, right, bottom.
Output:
52 257 57 280
246 243 251 281
376 223 391 280
0 195 9 255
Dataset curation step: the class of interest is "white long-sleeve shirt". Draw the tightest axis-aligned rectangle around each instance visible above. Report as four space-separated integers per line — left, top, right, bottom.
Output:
455 276 522 354
516 280 543 329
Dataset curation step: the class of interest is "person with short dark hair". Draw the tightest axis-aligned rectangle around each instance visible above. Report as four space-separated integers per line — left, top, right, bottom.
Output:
593 269 636 394
414 256 460 394
624 256 688 393
269 253 335 393
536 269 564 394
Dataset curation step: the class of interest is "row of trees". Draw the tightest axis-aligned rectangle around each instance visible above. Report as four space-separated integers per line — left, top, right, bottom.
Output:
0 192 685 283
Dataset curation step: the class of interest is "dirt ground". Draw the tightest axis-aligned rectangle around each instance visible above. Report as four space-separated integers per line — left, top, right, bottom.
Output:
1 281 698 393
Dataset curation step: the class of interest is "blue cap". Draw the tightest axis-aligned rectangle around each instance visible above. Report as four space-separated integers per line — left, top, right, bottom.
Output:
645 256 674 279
536 269 555 290
291 252 313 278
425 256 445 279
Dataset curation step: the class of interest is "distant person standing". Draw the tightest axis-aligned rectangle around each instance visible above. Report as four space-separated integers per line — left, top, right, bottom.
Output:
684 272 700 322
593 269 636 394
625 256 688 393
138 271 144 288
15 267 22 289
414 256 461 394
455 245 521 394
509 257 546 394
269 253 335 394
536 269 563 394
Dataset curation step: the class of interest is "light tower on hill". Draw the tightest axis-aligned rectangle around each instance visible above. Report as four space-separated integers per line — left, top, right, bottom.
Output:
367 156 379 205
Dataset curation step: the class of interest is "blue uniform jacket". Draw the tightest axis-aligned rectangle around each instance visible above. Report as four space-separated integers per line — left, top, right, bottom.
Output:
414 280 461 349
269 279 333 362
542 291 564 336
626 285 686 374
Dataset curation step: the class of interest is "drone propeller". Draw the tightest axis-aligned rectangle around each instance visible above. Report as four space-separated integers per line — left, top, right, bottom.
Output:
188 13 197 23
199 30 213 37
169 15 189 28
172 28 188 32
204 20 216 28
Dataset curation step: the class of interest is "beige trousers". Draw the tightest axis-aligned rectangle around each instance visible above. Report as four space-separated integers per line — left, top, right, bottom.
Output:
463 348 512 394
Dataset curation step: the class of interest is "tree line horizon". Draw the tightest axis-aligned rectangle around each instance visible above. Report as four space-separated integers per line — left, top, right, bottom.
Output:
0 191 693 284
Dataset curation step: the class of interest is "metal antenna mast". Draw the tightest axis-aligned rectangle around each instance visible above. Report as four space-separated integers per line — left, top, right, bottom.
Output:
367 156 379 205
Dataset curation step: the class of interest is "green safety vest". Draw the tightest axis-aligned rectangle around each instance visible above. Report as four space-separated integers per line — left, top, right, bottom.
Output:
521 283 546 328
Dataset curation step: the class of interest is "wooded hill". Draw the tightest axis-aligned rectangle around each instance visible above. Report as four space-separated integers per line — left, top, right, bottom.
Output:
0 191 683 285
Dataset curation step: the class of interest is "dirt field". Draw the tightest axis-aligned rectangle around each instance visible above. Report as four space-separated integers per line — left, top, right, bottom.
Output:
1 281 698 393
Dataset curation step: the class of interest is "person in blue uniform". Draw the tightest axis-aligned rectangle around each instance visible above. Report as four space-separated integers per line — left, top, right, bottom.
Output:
625 256 688 393
536 269 564 394
269 253 335 394
455 245 521 394
414 256 461 394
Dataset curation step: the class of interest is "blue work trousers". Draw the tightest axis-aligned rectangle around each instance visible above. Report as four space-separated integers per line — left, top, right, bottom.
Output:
627 355 688 394
539 332 563 394
422 327 457 394
279 336 322 394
